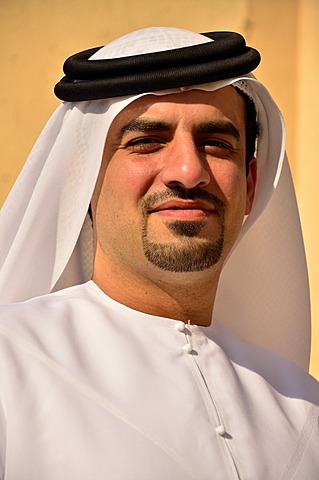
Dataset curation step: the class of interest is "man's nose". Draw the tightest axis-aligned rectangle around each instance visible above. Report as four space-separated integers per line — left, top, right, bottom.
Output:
160 137 211 189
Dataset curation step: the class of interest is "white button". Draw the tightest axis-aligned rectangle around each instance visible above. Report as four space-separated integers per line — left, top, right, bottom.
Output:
215 425 226 437
175 321 186 333
183 344 193 354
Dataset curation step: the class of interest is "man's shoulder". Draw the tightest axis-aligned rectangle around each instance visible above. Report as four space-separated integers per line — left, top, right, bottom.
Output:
0 282 97 344
212 321 319 406
0 282 109 377
0 282 88 319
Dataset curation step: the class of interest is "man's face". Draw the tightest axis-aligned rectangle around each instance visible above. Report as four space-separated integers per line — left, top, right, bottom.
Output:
92 87 256 279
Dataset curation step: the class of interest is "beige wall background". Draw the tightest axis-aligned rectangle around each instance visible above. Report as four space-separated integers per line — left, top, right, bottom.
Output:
1 0 318 379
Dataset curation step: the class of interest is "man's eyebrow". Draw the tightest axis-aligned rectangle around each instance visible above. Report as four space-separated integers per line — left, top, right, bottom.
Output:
198 121 240 140
118 117 240 141
120 118 172 138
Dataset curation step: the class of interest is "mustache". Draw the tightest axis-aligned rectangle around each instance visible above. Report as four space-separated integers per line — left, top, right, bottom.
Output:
141 186 226 216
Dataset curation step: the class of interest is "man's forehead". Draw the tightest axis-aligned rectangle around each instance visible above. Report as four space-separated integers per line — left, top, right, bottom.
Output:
129 85 241 109
110 86 245 131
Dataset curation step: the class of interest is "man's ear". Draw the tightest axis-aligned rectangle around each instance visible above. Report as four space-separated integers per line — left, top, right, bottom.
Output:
245 157 257 215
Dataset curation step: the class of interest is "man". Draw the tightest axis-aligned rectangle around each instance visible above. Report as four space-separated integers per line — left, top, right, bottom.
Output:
0 27 318 479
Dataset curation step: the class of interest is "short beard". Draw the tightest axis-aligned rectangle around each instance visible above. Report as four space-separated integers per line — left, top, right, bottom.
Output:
142 232 224 272
140 186 225 273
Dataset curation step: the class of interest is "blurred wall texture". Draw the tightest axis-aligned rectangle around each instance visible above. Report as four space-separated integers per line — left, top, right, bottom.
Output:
0 0 318 379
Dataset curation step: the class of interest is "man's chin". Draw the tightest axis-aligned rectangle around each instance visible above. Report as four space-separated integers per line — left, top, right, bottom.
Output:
163 219 207 237
142 236 224 273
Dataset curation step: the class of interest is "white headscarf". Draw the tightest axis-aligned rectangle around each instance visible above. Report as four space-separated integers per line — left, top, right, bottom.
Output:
0 27 310 370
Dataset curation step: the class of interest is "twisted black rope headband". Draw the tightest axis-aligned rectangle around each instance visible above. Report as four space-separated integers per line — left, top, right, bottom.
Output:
54 31 261 102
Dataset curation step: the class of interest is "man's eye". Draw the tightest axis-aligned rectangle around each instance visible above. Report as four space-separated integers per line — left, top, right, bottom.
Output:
202 140 233 150
201 139 234 152
126 137 164 153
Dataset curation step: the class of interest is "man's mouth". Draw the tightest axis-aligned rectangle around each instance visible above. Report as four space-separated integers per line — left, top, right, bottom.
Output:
141 187 226 222
149 199 216 220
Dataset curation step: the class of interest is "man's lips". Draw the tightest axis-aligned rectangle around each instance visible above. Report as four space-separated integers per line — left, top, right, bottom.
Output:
148 199 216 219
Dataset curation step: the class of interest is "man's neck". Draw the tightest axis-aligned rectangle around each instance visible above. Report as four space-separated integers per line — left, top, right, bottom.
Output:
93 250 219 326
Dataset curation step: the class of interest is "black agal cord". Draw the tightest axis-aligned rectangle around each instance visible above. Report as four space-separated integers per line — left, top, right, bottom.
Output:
54 31 260 102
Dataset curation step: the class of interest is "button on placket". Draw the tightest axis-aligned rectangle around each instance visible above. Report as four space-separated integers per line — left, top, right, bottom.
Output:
183 343 193 354
215 425 226 437
175 321 186 333
175 321 194 354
